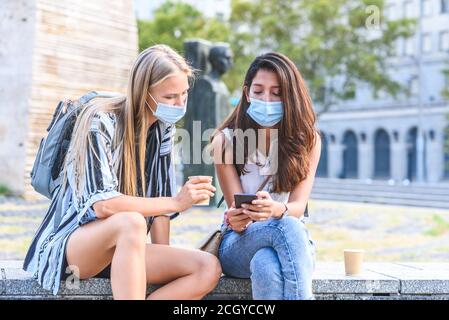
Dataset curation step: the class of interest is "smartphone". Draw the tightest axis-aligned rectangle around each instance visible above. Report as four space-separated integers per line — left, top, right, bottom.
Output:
234 193 258 208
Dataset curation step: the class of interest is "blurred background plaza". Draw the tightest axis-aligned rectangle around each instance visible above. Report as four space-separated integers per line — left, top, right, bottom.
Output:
0 0 448 263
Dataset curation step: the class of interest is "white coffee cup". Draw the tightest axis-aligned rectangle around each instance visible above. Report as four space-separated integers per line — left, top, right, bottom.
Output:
188 176 213 206
344 249 365 276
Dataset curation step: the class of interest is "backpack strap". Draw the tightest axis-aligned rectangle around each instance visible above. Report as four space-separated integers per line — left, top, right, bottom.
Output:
78 91 100 105
78 91 121 105
257 175 272 192
216 195 226 208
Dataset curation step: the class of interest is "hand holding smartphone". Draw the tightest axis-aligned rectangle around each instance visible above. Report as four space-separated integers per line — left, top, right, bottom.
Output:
234 193 258 209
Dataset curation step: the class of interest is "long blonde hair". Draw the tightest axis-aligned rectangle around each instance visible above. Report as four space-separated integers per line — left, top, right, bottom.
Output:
62 45 194 198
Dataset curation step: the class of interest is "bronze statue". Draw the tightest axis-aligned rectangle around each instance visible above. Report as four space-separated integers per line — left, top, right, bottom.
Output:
183 40 234 204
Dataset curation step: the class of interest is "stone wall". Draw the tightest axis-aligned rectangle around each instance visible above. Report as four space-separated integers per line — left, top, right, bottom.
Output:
2 260 449 300
0 0 138 198
0 0 37 196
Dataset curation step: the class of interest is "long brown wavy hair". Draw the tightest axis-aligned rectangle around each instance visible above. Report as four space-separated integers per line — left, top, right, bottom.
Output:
213 52 317 193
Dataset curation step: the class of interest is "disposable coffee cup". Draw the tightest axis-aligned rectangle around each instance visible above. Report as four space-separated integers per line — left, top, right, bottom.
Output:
188 176 213 206
344 249 364 276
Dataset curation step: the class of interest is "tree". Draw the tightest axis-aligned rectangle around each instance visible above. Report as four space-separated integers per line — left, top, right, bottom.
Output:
138 1 232 129
138 0 416 114
443 68 449 99
443 69 448 168
138 1 231 56
228 0 416 115
444 115 449 178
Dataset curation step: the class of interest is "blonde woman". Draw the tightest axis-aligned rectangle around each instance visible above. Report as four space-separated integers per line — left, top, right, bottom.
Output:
23 45 221 300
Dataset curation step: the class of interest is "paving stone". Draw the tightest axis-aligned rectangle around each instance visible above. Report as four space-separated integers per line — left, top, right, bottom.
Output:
365 263 449 294
312 262 399 294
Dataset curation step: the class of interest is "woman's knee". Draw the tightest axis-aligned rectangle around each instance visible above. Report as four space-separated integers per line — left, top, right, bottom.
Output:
112 212 147 246
274 216 309 240
195 252 222 291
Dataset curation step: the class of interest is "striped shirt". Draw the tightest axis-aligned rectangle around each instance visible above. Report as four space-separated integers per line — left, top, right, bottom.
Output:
23 112 177 295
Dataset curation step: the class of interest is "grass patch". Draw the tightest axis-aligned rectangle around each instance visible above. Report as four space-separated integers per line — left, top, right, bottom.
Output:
0 225 27 235
0 238 31 257
0 216 42 225
425 214 449 237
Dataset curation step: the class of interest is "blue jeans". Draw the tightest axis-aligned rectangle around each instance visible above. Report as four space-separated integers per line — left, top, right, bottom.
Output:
218 216 316 300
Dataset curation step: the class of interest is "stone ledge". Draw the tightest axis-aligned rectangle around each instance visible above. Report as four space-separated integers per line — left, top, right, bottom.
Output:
2 261 449 300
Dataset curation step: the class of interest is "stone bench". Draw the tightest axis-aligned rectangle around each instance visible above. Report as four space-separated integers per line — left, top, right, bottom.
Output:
1 261 449 300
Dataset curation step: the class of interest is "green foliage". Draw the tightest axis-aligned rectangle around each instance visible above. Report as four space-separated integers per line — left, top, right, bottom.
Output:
138 1 231 54
445 115 449 175
0 184 10 196
138 0 416 111
443 68 449 99
425 214 449 237
229 0 416 113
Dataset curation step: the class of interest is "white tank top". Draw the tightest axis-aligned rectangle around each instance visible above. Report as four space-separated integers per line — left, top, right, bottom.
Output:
222 128 290 204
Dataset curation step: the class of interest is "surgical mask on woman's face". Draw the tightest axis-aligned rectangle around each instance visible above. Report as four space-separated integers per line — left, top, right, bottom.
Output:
146 92 186 124
246 98 284 127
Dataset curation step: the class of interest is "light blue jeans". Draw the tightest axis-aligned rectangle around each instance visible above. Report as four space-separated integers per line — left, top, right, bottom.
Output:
218 216 316 300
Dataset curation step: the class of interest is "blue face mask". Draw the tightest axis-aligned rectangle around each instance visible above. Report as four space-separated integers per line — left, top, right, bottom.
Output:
147 93 186 124
246 98 284 127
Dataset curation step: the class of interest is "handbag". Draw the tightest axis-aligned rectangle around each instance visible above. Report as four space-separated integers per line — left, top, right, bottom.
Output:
198 175 271 257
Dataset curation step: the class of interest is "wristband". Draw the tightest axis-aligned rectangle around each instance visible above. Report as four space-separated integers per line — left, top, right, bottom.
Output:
275 203 288 219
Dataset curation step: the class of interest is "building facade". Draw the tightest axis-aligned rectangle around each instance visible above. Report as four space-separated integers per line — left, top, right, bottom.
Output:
135 0 449 184
0 0 138 198
316 0 449 183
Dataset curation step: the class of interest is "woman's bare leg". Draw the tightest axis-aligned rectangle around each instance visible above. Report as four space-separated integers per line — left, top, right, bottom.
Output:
66 211 147 300
145 244 222 300
150 216 170 245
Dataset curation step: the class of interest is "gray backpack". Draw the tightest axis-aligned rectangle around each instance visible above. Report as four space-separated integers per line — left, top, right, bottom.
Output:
30 91 120 200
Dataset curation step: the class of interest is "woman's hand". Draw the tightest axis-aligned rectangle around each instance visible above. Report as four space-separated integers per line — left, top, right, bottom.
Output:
174 176 215 212
241 191 285 221
226 202 253 233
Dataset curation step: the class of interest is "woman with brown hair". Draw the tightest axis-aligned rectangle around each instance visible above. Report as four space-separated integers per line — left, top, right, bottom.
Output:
23 45 221 300
211 52 321 300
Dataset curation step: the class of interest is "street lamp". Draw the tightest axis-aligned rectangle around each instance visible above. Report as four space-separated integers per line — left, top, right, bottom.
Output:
416 0 425 183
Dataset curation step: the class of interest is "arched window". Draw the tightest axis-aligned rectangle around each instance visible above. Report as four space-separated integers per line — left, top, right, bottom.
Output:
444 126 449 178
406 127 418 181
316 132 328 177
374 129 391 179
342 130 358 179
